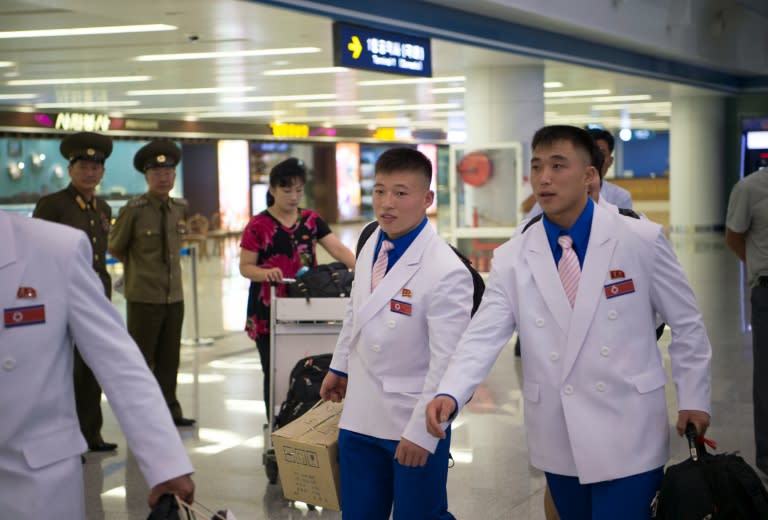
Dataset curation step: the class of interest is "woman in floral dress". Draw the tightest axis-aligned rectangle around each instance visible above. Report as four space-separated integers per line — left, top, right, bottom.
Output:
239 158 355 417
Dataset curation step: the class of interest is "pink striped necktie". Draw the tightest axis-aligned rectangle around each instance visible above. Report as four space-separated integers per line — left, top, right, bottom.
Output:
557 235 580 307
371 240 394 290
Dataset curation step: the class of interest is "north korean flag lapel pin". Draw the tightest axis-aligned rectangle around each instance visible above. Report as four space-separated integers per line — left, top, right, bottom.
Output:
604 279 635 299
17 286 37 299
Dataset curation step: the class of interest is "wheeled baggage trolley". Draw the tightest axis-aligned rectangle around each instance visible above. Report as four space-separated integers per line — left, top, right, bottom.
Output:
262 281 349 484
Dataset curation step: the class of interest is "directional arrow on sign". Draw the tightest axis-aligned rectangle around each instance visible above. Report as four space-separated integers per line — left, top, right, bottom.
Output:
347 35 362 59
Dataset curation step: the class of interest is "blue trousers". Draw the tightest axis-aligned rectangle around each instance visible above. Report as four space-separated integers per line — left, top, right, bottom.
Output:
338 428 455 520
545 466 664 520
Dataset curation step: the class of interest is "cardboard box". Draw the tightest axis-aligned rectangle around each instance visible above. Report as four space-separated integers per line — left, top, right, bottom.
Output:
271 401 343 510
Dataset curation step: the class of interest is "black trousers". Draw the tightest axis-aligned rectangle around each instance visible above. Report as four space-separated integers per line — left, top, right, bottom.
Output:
753 285 768 467
127 301 185 419
256 335 272 420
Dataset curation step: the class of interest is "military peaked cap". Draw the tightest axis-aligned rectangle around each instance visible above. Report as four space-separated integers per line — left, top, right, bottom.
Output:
60 132 113 164
134 140 181 173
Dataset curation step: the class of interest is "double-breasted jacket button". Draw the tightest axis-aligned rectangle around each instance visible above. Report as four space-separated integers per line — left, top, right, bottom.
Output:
600 346 610 357
371 344 381 353
607 310 618 320
596 382 607 392
2 357 16 371
535 318 545 327
563 385 574 395
549 352 560 362
387 320 396 329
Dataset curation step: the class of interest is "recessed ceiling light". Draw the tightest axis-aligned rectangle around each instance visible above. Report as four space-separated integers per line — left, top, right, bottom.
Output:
262 67 348 76
358 103 460 112
135 47 321 61
358 76 465 86
9 76 151 86
295 99 403 108
0 61 14 68
543 82 564 88
0 93 37 100
431 87 465 94
0 25 175 39
195 110 286 118
35 100 140 108
127 86 254 96
224 94 336 103
544 89 612 98
121 106 217 114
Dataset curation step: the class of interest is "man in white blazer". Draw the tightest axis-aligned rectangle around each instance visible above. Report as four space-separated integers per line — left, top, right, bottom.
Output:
427 126 711 520
0 210 194 519
320 148 473 520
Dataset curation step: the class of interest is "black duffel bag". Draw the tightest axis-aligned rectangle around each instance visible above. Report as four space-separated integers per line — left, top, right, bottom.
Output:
286 262 353 300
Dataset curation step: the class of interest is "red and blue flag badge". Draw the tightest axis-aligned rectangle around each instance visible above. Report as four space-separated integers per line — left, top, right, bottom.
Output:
4 305 46 328
604 279 635 299
390 299 412 316
609 270 625 280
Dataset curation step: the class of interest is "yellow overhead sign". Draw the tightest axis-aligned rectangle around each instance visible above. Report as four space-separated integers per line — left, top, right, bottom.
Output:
347 35 362 59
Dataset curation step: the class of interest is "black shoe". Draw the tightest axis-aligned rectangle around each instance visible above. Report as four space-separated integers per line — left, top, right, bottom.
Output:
173 417 196 427
88 441 118 452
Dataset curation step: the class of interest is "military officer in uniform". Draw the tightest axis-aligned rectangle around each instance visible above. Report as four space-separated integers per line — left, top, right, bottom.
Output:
108 140 195 427
33 131 118 452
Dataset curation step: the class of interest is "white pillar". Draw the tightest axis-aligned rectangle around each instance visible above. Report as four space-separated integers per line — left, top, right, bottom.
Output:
669 88 726 232
464 65 544 225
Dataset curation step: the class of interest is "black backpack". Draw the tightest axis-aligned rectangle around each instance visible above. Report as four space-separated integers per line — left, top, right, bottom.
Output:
286 262 354 300
355 221 485 316
274 354 332 429
653 425 768 519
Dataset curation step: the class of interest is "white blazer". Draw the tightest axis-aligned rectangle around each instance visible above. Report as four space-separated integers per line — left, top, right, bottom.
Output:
331 223 473 452
0 211 193 519
438 203 711 483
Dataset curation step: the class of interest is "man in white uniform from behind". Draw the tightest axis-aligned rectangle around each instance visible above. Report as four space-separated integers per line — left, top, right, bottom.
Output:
0 210 194 519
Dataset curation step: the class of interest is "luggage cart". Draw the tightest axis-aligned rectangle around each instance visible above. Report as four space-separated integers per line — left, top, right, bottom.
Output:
263 281 349 484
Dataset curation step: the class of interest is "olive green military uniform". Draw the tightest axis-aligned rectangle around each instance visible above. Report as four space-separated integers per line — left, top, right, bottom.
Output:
34 184 112 295
33 131 115 450
108 141 191 422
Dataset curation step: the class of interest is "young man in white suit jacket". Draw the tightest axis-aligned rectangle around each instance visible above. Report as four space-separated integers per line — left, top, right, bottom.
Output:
427 126 711 520
320 148 474 520
0 210 194 519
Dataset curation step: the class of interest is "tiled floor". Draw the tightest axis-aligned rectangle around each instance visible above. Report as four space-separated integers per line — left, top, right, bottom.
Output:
85 227 760 519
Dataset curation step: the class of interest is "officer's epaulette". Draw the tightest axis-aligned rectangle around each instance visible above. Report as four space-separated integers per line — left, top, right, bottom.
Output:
521 214 543 234
618 208 641 219
171 197 188 207
127 197 148 209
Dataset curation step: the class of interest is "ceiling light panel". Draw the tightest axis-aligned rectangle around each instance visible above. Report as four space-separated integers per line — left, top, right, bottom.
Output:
135 47 321 62
9 76 151 86
0 25 176 39
224 94 337 103
294 99 404 108
35 100 140 108
262 67 348 76
127 87 255 96
358 103 461 112
544 89 612 98
358 76 465 86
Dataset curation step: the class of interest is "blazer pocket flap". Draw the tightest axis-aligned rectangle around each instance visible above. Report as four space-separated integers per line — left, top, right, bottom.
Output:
382 375 425 394
627 367 668 394
23 424 87 469
523 380 540 403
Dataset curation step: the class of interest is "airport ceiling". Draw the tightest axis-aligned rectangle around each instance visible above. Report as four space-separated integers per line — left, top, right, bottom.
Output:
0 0 720 135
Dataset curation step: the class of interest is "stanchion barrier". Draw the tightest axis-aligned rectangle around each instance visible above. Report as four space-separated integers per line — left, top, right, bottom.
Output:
181 246 214 347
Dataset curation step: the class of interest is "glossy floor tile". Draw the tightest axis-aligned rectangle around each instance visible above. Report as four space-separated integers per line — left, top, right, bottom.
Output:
83 228 761 519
